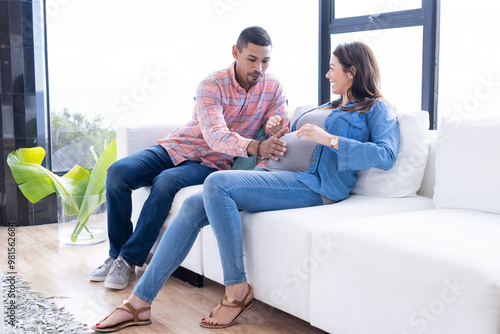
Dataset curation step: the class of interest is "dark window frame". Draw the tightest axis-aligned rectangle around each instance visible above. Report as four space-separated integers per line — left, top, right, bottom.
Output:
319 0 440 129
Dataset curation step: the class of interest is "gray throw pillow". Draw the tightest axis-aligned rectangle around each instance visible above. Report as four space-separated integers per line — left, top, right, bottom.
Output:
232 126 267 170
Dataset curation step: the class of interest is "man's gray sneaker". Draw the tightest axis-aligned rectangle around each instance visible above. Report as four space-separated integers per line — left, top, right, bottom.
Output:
104 256 135 290
89 257 115 282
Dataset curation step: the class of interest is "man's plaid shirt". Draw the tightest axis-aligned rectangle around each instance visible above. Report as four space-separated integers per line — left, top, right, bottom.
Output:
159 62 288 170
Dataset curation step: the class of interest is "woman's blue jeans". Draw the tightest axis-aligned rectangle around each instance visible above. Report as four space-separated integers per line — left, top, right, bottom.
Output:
106 144 216 267
133 169 324 303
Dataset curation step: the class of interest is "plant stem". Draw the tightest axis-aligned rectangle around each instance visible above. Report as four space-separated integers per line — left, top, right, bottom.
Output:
84 225 95 239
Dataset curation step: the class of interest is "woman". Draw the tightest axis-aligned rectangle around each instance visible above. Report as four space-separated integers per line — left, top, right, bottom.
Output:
92 41 399 332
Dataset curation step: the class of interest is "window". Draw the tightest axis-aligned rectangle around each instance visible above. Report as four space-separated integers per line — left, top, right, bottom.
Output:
45 0 319 172
319 0 440 128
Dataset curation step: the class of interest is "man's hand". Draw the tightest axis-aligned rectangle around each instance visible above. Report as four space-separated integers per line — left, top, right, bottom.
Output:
259 127 289 161
266 115 285 136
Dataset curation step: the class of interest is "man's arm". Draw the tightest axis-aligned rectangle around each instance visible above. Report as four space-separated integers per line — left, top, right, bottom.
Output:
195 80 253 157
195 77 288 160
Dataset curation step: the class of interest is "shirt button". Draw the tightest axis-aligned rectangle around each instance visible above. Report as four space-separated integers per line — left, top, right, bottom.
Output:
313 159 316 163
317 145 320 148
324 127 327 130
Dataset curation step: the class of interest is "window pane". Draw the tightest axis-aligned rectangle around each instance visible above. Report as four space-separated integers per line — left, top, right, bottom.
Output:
46 0 319 172
335 0 421 19
329 26 423 113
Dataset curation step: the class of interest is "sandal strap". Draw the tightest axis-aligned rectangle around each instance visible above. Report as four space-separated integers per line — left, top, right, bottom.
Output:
121 300 151 322
224 295 245 307
99 307 131 324
209 284 253 317
225 284 253 310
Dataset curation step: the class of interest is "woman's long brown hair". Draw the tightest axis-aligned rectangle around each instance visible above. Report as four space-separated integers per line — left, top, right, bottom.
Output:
330 41 384 113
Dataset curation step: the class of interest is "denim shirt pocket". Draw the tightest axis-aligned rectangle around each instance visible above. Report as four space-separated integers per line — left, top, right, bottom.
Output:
338 112 368 141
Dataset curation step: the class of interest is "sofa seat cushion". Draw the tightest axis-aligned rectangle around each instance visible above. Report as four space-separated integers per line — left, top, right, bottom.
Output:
310 209 500 334
202 194 433 322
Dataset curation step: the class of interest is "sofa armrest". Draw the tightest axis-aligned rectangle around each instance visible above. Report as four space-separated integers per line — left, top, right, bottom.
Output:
417 130 437 198
117 123 185 158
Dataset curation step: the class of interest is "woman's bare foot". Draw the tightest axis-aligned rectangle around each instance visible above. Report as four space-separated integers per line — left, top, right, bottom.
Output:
95 294 151 329
201 282 254 326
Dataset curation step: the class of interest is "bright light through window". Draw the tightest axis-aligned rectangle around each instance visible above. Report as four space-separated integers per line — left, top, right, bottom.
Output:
334 0 422 18
46 0 319 172
330 26 423 113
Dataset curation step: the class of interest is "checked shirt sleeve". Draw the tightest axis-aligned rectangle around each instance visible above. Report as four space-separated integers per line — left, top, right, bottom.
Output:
195 80 253 158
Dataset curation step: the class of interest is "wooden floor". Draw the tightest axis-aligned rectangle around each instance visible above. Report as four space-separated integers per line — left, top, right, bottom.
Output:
0 224 324 334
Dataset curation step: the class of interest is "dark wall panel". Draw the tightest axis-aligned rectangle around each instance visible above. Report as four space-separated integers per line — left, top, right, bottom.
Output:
1 0 54 226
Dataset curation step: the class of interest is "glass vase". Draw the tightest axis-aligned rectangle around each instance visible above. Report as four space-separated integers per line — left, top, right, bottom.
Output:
57 194 107 246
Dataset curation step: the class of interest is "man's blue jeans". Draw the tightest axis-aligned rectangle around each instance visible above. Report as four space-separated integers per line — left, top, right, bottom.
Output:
106 144 216 267
133 169 324 303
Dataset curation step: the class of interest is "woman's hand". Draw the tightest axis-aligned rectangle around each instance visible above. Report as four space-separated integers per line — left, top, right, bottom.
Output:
266 115 285 135
296 123 339 150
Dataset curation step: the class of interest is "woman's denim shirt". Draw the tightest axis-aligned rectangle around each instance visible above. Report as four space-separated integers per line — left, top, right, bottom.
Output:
292 99 399 201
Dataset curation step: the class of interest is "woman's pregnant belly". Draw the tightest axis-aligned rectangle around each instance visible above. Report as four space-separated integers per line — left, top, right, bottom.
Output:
264 131 318 172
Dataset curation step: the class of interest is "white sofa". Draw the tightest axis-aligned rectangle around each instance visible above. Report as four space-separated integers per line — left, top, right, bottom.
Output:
117 109 500 334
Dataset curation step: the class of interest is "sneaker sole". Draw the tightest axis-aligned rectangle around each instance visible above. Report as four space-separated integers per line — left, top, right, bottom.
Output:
89 275 107 282
104 281 129 290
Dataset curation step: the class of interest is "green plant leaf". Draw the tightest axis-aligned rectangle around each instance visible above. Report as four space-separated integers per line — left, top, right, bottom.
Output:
7 141 117 244
57 168 94 216
7 147 90 203
71 139 116 242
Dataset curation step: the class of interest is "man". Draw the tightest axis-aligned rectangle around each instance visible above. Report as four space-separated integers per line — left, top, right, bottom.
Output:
89 26 289 289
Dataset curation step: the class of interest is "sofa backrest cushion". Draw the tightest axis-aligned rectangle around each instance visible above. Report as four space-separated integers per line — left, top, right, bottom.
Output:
351 109 430 197
433 116 500 214
290 104 316 125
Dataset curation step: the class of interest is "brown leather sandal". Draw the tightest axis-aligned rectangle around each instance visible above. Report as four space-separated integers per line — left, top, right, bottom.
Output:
200 284 255 329
91 299 152 333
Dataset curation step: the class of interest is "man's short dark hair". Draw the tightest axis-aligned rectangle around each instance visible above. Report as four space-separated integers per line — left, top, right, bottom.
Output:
236 26 272 51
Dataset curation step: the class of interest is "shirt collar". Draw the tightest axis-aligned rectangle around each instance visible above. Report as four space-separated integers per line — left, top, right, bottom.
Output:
229 61 247 93
229 61 263 94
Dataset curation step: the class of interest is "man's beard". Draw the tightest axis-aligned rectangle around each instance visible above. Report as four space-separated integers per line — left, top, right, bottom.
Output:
246 71 263 86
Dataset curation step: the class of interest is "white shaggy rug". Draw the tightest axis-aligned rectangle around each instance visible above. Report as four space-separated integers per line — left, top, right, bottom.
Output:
2 272 91 333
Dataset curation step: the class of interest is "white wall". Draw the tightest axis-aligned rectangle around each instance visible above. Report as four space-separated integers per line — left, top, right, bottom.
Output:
437 0 500 123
